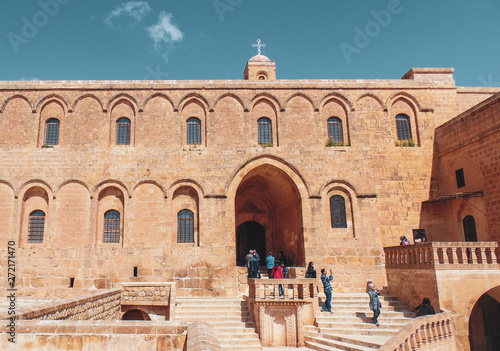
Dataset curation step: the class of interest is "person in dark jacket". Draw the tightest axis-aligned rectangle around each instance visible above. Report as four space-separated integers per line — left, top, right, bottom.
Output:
248 251 260 279
277 251 287 266
415 297 436 316
305 262 316 278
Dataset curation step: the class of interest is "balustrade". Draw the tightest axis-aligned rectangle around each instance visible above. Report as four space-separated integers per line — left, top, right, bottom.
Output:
384 242 500 269
248 278 317 302
379 312 455 351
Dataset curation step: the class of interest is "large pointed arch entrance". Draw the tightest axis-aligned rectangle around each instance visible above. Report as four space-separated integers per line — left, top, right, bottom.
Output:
234 163 305 267
468 286 500 350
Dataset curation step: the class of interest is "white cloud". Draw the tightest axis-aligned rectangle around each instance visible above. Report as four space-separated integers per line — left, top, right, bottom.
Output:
147 11 184 55
104 1 152 29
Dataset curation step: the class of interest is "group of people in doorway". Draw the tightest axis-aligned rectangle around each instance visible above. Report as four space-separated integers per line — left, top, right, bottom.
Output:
245 250 288 279
246 250 290 297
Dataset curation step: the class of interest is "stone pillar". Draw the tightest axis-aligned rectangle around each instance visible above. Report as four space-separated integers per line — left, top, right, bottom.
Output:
258 304 268 346
296 304 304 347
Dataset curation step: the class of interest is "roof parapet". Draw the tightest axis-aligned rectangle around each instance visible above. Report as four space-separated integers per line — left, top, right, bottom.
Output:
402 68 455 84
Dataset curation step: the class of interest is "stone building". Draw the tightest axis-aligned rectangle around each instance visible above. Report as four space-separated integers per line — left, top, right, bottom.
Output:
0 55 499 350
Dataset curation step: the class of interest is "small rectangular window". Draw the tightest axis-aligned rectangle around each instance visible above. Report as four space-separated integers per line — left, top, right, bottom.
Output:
69 278 75 288
456 168 465 188
133 267 138 277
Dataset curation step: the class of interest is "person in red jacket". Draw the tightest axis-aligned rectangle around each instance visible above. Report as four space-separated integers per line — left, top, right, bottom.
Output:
271 262 284 297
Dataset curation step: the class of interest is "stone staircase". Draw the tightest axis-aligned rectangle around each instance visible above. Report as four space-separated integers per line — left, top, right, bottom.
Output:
175 297 262 350
304 293 416 350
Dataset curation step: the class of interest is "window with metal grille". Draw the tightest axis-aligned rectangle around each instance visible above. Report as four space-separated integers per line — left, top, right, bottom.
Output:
330 195 347 228
103 210 120 243
116 118 131 145
28 210 45 243
177 209 194 243
258 117 272 145
44 118 60 145
396 114 412 140
327 117 343 143
187 117 201 145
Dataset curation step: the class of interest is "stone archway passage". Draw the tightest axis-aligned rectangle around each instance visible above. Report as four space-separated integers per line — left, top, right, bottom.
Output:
469 287 500 350
235 164 305 267
237 221 266 266
122 309 151 320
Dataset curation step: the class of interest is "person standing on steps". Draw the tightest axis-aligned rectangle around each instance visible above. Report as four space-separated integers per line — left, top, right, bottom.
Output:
266 251 275 278
368 283 381 326
271 262 284 297
320 268 334 313
248 251 261 279
245 249 253 269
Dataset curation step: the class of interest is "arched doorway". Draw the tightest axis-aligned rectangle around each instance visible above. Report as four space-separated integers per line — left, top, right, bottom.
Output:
235 164 305 267
237 221 266 266
463 215 478 242
122 309 151 320
469 286 500 350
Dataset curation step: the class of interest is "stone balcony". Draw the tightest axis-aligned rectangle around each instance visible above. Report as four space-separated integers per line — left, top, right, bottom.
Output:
383 242 500 351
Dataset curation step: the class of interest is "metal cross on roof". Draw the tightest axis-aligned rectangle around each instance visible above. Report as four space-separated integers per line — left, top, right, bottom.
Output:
252 39 266 55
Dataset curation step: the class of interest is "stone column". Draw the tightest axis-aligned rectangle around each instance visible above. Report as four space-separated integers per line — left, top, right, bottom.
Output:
258 304 268 346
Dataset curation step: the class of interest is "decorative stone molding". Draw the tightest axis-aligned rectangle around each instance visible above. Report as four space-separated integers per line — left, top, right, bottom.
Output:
248 278 317 347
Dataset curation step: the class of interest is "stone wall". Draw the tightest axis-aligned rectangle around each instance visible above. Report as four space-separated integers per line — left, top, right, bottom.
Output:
0 76 497 298
426 93 500 242
0 289 121 321
1 320 187 351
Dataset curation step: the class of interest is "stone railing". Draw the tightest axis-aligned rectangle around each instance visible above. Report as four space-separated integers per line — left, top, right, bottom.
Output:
248 278 317 301
120 282 175 306
384 242 500 270
15 288 121 320
379 312 456 351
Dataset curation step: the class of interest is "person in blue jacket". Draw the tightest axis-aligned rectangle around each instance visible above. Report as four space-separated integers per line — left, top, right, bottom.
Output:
265 252 275 278
320 268 334 313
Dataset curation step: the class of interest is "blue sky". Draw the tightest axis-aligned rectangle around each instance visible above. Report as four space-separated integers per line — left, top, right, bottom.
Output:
1 0 499 86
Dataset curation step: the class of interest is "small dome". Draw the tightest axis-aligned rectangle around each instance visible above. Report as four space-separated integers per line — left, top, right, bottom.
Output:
249 55 271 62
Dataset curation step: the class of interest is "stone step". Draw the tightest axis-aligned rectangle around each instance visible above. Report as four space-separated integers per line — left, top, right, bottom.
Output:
317 321 406 330
318 327 398 337
176 316 254 323
176 310 249 317
175 298 246 306
321 333 390 349
305 335 378 351
221 343 262 351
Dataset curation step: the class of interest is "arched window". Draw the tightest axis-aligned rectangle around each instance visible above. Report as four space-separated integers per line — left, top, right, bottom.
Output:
327 117 343 144
116 117 131 145
330 195 347 228
28 210 45 243
396 114 412 140
258 117 272 145
187 117 201 145
104 210 120 243
177 209 194 243
463 215 478 242
44 118 60 145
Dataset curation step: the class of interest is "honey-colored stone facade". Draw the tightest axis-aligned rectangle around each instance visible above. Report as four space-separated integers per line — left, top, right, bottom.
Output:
0 62 498 304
